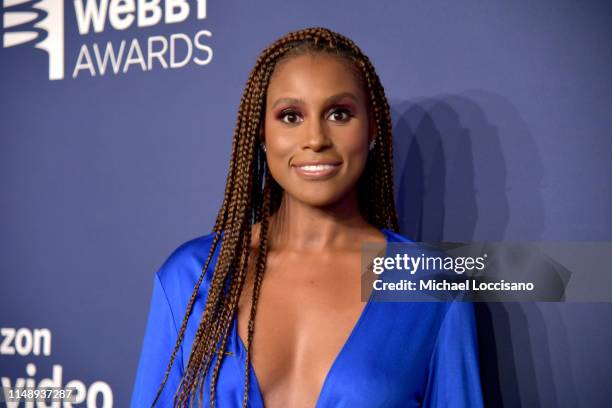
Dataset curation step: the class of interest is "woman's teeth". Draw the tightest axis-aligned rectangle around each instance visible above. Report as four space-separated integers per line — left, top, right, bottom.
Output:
299 164 336 171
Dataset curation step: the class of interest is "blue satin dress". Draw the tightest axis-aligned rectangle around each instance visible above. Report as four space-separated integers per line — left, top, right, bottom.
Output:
131 229 483 407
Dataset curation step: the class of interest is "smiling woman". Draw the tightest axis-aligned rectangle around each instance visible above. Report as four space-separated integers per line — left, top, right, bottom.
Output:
130 27 484 408
264 53 371 208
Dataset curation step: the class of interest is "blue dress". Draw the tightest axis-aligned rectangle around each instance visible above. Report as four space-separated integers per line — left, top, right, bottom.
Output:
131 229 483 407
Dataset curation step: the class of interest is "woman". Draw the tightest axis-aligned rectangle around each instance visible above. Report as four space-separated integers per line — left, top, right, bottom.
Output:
131 27 483 408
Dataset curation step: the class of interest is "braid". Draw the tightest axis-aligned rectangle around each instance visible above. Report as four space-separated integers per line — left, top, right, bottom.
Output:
152 27 399 408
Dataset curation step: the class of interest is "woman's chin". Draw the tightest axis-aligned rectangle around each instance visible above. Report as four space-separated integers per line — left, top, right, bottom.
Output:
285 188 355 210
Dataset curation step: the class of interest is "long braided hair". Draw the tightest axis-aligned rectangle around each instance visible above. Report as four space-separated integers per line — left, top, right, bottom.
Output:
152 27 399 407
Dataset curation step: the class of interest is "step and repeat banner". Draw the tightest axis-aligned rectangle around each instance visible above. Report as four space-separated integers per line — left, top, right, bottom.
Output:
2 0 611 406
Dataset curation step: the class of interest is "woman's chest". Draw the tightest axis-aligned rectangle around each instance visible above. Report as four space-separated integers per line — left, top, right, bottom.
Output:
182 297 439 407
235 253 367 407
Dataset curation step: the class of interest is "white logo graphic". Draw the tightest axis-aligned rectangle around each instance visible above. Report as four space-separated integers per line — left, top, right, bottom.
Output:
2 0 211 80
2 0 64 80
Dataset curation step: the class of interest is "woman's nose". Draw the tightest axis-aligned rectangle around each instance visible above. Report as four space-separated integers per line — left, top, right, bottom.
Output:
302 119 331 151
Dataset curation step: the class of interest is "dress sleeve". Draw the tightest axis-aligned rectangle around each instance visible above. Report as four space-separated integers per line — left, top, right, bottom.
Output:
422 302 484 408
130 272 183 407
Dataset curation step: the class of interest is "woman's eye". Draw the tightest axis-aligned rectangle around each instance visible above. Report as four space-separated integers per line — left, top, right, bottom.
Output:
329 108 352 122
280 110 302 124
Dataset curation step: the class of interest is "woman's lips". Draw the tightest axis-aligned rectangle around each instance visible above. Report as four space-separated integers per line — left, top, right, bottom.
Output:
292 162 342 180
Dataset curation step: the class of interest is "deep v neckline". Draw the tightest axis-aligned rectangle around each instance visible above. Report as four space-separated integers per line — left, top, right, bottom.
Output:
231 229 391 408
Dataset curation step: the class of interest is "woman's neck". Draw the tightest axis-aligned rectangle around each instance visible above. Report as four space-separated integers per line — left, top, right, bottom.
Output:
266 189 376 251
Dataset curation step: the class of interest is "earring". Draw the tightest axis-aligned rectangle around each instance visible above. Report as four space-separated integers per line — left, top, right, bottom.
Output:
261 143 267 153
368 138 377 151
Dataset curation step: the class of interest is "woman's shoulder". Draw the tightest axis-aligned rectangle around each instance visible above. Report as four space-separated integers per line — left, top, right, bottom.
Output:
381 228 415 243
155 231 221 300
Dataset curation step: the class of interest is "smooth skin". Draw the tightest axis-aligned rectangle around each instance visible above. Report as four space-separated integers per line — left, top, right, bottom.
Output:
236 53 386 408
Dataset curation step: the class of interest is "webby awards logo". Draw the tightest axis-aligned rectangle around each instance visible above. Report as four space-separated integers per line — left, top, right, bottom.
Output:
3 0 63 79
2 0 212 80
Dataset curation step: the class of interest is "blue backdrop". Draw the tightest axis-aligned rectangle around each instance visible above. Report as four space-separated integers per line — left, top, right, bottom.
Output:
1 0 611 406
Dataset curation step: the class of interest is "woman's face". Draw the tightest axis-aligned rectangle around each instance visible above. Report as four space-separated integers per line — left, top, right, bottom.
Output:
263 53 371 208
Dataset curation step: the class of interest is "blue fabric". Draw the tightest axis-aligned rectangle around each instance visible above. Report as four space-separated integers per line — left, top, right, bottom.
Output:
131 229 483 407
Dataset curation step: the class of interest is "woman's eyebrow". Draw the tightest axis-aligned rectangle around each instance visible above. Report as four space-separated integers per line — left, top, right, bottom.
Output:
324 92 359 105
271 92 359 109
272 97 304 109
